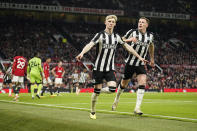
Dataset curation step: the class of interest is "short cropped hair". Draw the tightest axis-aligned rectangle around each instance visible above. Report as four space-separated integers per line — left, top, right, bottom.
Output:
105 15 118 22
139 17 150 25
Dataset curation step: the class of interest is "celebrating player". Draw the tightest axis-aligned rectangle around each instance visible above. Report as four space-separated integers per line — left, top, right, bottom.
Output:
27 52 44 99
112 17 155 115
41 57 53 96
52 61 65 96
12 50 27 101
76 15 147 119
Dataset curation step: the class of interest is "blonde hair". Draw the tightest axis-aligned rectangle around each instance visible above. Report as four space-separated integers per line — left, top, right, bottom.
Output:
105 15 118 22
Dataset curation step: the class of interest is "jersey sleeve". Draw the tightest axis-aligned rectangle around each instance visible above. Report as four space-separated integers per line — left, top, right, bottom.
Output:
117 35 125 45
91 33 101 45
123 29 133 39
150 33 154 44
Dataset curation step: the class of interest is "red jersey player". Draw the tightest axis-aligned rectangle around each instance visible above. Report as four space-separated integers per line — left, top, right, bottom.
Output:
12 50 27 101
52 61 65 95
41 57 53 96
0 69 5 94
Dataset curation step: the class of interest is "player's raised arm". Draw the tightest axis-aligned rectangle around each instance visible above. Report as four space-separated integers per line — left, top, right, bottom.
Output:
76 41 95 61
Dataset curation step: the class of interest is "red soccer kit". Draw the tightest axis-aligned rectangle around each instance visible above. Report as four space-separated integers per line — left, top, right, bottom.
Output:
0 72 4 83
43 62 50 79
54 66 64 78
12 56 27 76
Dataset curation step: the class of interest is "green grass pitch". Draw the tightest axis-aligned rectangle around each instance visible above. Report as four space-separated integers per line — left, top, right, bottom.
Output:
0 92 197 131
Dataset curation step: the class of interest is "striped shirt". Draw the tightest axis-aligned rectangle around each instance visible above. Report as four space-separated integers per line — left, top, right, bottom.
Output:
79 72 88 83
4 66 12 80
124 29 154 66
72 73 79 83
91 31 124 72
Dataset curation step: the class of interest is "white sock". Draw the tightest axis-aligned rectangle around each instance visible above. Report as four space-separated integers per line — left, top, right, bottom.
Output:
91 93 99 113
76 87 78 93
135 89 145 110
114 84 124 103
9 88 12 95
101 87 110 93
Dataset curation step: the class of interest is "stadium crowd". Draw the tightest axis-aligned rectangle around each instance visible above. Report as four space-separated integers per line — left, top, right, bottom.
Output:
0 15 196 90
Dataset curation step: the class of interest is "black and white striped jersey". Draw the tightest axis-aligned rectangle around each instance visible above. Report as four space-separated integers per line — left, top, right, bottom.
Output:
79 72 88 83
72 73 79 83
124 29 154 66
91 31 124 72
4 66 12 80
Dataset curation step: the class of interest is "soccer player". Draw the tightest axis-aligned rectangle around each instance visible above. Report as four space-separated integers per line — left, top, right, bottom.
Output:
52 61 65 96
41 57 53 96
112 17 155 115
72 69 80 95
3 63 13 96
12 50 27 101
27 52 44 99
76 15 147 119
78 68 89 94
0 69 5 94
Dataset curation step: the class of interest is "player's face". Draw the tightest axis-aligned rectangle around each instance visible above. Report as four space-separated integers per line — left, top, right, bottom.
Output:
105 18 116 30
58 62 62 67
47 58 51 63
138 19 148 31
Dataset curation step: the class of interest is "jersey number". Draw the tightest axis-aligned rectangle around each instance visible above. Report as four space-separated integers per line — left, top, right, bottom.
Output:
17 61 25 69
30 61 39 67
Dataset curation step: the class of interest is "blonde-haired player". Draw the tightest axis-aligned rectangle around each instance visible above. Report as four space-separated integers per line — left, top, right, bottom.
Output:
76 14 147 119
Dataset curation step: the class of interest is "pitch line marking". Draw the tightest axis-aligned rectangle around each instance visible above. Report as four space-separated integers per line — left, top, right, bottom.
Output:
0 100 197 121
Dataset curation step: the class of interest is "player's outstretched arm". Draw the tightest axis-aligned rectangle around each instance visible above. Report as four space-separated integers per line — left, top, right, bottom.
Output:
123 43 148 63
76 42 95 61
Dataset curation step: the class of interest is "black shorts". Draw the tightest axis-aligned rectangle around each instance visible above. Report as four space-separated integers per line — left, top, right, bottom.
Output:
123 64 146 80
92 70 116 85
3 79 12 84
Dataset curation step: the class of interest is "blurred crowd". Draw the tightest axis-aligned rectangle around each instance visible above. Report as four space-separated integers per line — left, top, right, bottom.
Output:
0 15 196 90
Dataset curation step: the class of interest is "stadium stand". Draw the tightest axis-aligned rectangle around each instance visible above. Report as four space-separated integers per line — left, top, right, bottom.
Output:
0 0 196 91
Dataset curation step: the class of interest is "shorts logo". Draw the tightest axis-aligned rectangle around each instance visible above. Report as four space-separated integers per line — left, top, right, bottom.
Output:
92 79 96 84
